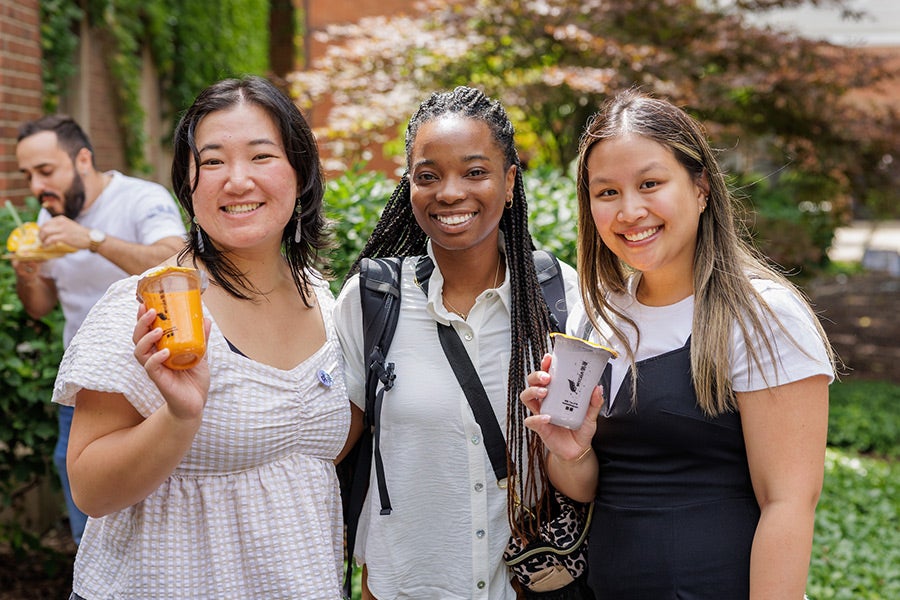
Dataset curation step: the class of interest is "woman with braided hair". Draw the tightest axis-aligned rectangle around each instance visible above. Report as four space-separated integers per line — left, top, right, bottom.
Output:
334 86 582 599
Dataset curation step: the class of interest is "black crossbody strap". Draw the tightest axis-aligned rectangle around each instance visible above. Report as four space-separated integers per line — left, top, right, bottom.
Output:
436 322 508 483
416 256 507 481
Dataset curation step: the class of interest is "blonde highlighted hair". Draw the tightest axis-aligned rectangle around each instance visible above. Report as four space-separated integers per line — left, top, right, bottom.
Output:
575 89 835 415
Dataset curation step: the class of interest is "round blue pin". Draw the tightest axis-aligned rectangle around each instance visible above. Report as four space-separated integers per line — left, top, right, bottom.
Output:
317 368 333 387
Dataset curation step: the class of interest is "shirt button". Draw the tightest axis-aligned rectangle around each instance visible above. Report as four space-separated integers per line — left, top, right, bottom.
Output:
486 292 494 298
476 529 485 538
474 482 484 492
477 580 486 589
471 435 480 445
464 332 473 341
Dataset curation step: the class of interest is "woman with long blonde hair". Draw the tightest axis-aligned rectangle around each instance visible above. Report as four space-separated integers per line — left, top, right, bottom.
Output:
521 89 835 599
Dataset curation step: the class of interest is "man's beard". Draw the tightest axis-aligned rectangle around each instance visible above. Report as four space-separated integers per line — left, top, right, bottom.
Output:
41 171 86 219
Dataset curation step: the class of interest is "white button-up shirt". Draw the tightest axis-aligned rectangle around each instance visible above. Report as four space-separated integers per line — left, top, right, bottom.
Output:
334 241 580 599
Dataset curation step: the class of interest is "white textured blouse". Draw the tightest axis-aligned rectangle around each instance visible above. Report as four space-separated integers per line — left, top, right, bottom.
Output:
53 272 349 599
333 243 580 600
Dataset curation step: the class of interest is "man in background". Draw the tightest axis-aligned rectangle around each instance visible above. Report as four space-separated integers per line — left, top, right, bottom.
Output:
12 115 186 545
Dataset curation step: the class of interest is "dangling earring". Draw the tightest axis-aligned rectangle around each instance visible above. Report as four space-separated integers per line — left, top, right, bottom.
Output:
293 199 303 243
193 216 205 253
505 196 513 209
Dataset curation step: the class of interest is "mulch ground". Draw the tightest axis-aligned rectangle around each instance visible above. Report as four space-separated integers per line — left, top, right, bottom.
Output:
0 522 75 599
0 272 895 597
806 271 900 385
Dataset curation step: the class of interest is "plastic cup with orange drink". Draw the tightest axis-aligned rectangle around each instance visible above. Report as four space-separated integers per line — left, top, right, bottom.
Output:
136 266 207 370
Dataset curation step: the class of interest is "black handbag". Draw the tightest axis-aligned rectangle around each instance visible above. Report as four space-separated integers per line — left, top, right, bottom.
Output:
436 323 594 599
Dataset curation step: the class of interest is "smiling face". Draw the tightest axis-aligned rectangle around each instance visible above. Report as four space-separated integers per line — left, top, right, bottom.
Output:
408 115 515 259
189 102 299 254
586 133 708 296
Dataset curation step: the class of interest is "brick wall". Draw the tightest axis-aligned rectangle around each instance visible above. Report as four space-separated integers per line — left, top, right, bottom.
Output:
0 4 135 205
79 28 128 174
53 22 129 177
307 0 419 32
0 0 43 205
808 272 900 384
304 0 420 174
306 0 420 75
273 0 420 79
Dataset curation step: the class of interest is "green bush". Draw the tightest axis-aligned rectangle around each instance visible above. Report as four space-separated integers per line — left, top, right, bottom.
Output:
324 165 397 292
828 380 900 459
810 449 900 599
523 163 579 268
733 170 844 281
0 199 65 553
806 378 900 598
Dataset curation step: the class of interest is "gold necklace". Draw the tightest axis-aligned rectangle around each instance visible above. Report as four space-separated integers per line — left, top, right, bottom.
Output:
442 296 469 320
443 256 503 320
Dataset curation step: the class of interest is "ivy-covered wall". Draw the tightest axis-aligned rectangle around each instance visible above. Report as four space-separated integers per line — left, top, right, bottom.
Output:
41 0 272 173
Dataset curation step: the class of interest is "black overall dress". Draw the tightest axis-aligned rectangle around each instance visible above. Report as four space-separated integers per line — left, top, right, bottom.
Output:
587 339 760 599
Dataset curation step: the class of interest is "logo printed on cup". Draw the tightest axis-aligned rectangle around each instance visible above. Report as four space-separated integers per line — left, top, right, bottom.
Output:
541 333 617 429
136 266 207 370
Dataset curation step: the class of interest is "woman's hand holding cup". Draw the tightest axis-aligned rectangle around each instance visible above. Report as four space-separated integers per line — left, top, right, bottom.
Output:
133 301 211 422
520 353 605 463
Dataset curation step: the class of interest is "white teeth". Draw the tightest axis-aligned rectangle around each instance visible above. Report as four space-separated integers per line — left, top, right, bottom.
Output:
223 203 261 214
436 213 475 225
624 227 659 242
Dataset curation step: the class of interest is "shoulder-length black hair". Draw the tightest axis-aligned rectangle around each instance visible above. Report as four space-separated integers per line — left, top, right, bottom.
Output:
171 75 330 303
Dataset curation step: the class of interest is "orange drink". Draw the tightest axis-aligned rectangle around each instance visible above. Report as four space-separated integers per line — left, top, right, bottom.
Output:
137 266 206 370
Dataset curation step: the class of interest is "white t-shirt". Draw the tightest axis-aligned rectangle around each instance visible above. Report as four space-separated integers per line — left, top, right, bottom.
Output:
569 275 834 404
333 241 580 600
38 171 186 346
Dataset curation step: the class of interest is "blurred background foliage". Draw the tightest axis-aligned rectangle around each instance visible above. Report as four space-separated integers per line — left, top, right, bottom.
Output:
40 0 270 172
0 200 65 558
291 0 898 223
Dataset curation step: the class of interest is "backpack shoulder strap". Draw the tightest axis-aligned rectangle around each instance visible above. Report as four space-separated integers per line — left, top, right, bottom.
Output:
359 256 403 514
532 250 568 333
341 256 403 599
360 256 403 417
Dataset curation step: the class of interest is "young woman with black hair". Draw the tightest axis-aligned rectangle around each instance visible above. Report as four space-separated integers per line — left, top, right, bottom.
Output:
334 86 582 599
55 76 349 599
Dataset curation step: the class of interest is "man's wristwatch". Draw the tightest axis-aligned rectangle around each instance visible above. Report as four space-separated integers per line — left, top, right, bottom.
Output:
88 229 107 253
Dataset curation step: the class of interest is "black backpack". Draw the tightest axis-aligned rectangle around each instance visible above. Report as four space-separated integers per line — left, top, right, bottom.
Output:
339 250 568 598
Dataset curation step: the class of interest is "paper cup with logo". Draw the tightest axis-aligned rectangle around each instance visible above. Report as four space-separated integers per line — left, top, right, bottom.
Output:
136 266 207 370
541 333 618 429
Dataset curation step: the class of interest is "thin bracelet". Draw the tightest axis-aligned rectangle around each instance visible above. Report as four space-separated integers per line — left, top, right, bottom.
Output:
545 446 594 465
572 446 593 462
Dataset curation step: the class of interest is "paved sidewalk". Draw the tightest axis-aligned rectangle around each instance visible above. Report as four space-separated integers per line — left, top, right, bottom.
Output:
829 220 900 266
